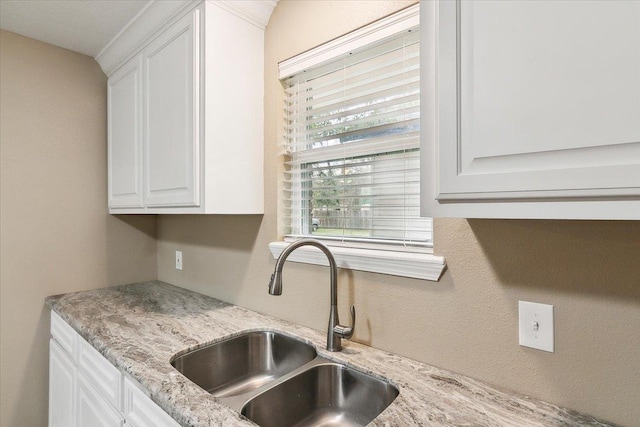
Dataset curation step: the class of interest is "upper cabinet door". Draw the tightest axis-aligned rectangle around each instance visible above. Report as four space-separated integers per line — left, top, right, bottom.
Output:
108 56 143 208
421 0 640 219
143 8 201 207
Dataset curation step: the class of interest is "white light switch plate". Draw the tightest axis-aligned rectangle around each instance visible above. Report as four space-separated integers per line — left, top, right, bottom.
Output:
519 301 554 352
175 251 183 271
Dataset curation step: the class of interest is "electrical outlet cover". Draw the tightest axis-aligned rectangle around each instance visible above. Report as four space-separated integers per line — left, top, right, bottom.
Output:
519 301 554 352
175 251 183 271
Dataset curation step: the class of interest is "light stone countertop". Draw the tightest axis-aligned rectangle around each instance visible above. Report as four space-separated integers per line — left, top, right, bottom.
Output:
46 281 615 427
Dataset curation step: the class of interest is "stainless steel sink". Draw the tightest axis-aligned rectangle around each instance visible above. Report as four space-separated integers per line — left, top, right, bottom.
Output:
172 330 400 426
170 331 316 398
240 363 399 427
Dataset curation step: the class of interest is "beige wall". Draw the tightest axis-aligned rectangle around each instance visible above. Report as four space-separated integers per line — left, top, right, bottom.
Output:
157 2 640 426
4 2 632 426
0 31 157 427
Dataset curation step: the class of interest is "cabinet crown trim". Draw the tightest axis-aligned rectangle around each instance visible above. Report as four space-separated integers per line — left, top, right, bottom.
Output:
96 0 276 75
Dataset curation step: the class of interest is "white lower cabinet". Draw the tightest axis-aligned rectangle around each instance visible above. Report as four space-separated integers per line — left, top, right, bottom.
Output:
77 373 125 427
77 336 122 410
124 377 179 427
49 311 179 427
49 339 76 427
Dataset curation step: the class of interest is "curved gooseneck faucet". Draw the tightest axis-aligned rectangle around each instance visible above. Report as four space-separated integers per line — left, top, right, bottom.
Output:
268 239 355 352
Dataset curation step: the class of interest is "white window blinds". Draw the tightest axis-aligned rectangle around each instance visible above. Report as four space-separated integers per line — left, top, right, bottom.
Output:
281 15 431 248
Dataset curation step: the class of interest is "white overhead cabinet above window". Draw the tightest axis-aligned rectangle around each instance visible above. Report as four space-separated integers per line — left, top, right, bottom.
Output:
421 0 640 219
105 1 271 214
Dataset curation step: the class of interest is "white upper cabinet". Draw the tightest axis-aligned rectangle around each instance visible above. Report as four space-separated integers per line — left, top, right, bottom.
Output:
103 1 273 214
108 55 143 209
143 8 200 208
421 0 640 219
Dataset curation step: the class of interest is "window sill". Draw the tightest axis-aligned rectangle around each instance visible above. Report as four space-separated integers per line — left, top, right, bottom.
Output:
268 241 446 281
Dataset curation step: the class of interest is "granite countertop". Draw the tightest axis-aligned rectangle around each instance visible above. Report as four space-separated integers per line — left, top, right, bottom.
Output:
46 281 614 427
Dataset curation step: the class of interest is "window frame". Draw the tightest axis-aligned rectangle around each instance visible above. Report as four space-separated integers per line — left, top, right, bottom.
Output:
271 4 446 281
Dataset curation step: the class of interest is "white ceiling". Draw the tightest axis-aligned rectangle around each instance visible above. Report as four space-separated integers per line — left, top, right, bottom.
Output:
0 0 150 57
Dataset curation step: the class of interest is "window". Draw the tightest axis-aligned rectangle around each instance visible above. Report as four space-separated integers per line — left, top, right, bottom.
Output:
271 5 445 281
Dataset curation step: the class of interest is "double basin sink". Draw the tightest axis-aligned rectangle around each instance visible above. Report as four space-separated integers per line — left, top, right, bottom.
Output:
170 331 399 427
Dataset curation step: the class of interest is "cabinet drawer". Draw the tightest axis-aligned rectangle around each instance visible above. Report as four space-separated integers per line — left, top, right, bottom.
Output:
77 336 122 411
123 377 180 427
50 311 77 357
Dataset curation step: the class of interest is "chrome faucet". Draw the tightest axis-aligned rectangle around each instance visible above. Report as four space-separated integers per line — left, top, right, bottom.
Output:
268 239 355 352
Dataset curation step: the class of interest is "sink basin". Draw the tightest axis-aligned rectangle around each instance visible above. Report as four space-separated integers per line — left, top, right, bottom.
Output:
172 330 399 425
241 363 399 427
171 331 316 398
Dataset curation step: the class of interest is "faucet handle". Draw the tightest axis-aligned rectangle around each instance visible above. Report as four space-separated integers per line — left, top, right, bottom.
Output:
333 305 356 339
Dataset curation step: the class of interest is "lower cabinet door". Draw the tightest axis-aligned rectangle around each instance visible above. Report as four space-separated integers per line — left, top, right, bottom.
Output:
77 373 125 427
49 339 76 427
123 377 180 427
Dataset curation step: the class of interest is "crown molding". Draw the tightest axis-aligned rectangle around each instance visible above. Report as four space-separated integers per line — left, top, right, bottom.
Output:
212 0 277 30
95 0 194 75
96 0 277 76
